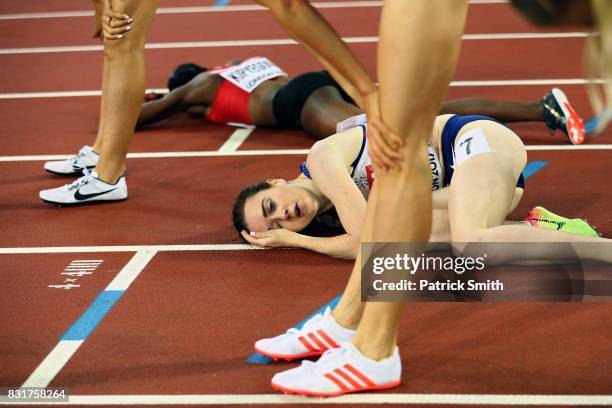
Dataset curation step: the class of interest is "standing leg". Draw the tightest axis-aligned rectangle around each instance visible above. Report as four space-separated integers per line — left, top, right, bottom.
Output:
267 0 469 397
95 0 159 183
351 0 469 360
39 0 158 205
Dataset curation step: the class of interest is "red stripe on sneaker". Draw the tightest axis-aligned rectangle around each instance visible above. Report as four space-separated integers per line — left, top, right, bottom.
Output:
334 368 362 389
316 330 339 348
298 336 317 352
564 101 580 119
324 373 350 392
563 102 585 144
307 333 328 351
344 364 376 388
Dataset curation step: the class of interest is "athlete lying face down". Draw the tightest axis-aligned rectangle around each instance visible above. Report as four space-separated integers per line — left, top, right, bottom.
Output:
136 58 586 144
232 114 608 261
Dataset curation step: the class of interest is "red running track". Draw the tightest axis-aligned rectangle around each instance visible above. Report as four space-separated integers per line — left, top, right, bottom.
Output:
1 1 611 406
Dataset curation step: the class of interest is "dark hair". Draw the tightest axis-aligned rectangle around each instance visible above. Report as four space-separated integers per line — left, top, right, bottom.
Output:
509 0 571 25
167 63 207 91
232 181 345 238
300 207 345 237
232 181 272 233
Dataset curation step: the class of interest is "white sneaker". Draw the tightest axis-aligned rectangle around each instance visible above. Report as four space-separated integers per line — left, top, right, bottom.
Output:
271 342 401 397
44 145 99 176
255 307 355 361
39 169 127 205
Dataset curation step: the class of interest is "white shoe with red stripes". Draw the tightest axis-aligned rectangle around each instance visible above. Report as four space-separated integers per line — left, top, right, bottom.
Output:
271 342 401 397
254 307 355 361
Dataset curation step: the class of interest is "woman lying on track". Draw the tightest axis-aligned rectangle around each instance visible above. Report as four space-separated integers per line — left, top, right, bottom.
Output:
44 57 584 177
232 114 611 382
232 114 606 259
137 59 584 143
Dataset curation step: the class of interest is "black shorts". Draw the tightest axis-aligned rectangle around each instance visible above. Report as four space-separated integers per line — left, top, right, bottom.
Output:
272 71 354 129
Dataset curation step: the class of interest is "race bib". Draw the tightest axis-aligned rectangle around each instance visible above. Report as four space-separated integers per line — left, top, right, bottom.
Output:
219 57 287 93
428 144 443 190
453 127 491 168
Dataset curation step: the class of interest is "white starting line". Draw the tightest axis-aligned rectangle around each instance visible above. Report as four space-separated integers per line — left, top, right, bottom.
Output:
1 393 611 406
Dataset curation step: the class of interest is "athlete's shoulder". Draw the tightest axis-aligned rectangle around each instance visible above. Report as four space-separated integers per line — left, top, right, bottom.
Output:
307 126 365 170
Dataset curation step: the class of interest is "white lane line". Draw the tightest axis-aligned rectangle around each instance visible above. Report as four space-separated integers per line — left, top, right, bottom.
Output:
21 251 156 388
1 79 606 100
525 144 612 150
0 149 309 162
0 144 610 165
20 341 83 388
1 393 611 405
0 32 589 55
0 244 263 254
105 250 156 292
0 1 507 20
0 88 166 99
218 127 255 153
451 79 605 87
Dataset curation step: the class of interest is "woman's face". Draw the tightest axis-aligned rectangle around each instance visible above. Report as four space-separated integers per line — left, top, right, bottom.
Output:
243 180 319 233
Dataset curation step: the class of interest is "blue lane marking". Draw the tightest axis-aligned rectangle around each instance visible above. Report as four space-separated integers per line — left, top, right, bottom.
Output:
246 161 548 364
213 0 231 7
246 295 341 364
585 115 600 134
522 161 548 179
61 290 124 341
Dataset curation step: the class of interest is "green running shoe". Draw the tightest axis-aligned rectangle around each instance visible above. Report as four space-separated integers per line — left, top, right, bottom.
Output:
523 206 601 238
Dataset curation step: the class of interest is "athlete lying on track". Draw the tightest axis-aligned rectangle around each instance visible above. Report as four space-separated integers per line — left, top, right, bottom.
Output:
137 59 585 141
231 114 611 383
42 57 585 177
232 114 606 259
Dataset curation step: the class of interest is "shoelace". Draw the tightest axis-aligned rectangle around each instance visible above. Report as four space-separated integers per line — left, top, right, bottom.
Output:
70 146 92 166
301 345 347 373
77 146 91 157
67 168 93 191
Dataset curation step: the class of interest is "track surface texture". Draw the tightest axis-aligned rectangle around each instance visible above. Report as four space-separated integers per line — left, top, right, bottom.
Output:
1 0 611 407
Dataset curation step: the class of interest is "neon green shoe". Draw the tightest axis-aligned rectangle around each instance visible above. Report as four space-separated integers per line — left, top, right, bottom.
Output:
523 206 601 238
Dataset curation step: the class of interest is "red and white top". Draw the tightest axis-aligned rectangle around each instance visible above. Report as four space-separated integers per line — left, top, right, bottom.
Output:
207 57 287 126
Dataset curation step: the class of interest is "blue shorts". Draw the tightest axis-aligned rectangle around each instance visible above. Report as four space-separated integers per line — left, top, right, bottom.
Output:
441 115 525 189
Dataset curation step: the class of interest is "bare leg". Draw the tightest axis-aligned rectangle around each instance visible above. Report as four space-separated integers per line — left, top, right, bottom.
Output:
300 86 362 139
94 0 159 183
344 0 469 361
448 123 612 264
92 59 110 153
441 99 543 122
333 208 451 330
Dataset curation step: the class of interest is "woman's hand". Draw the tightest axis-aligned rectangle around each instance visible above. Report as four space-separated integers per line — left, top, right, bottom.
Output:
358 87 405 173
91 0 133 40
240 229 298 248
